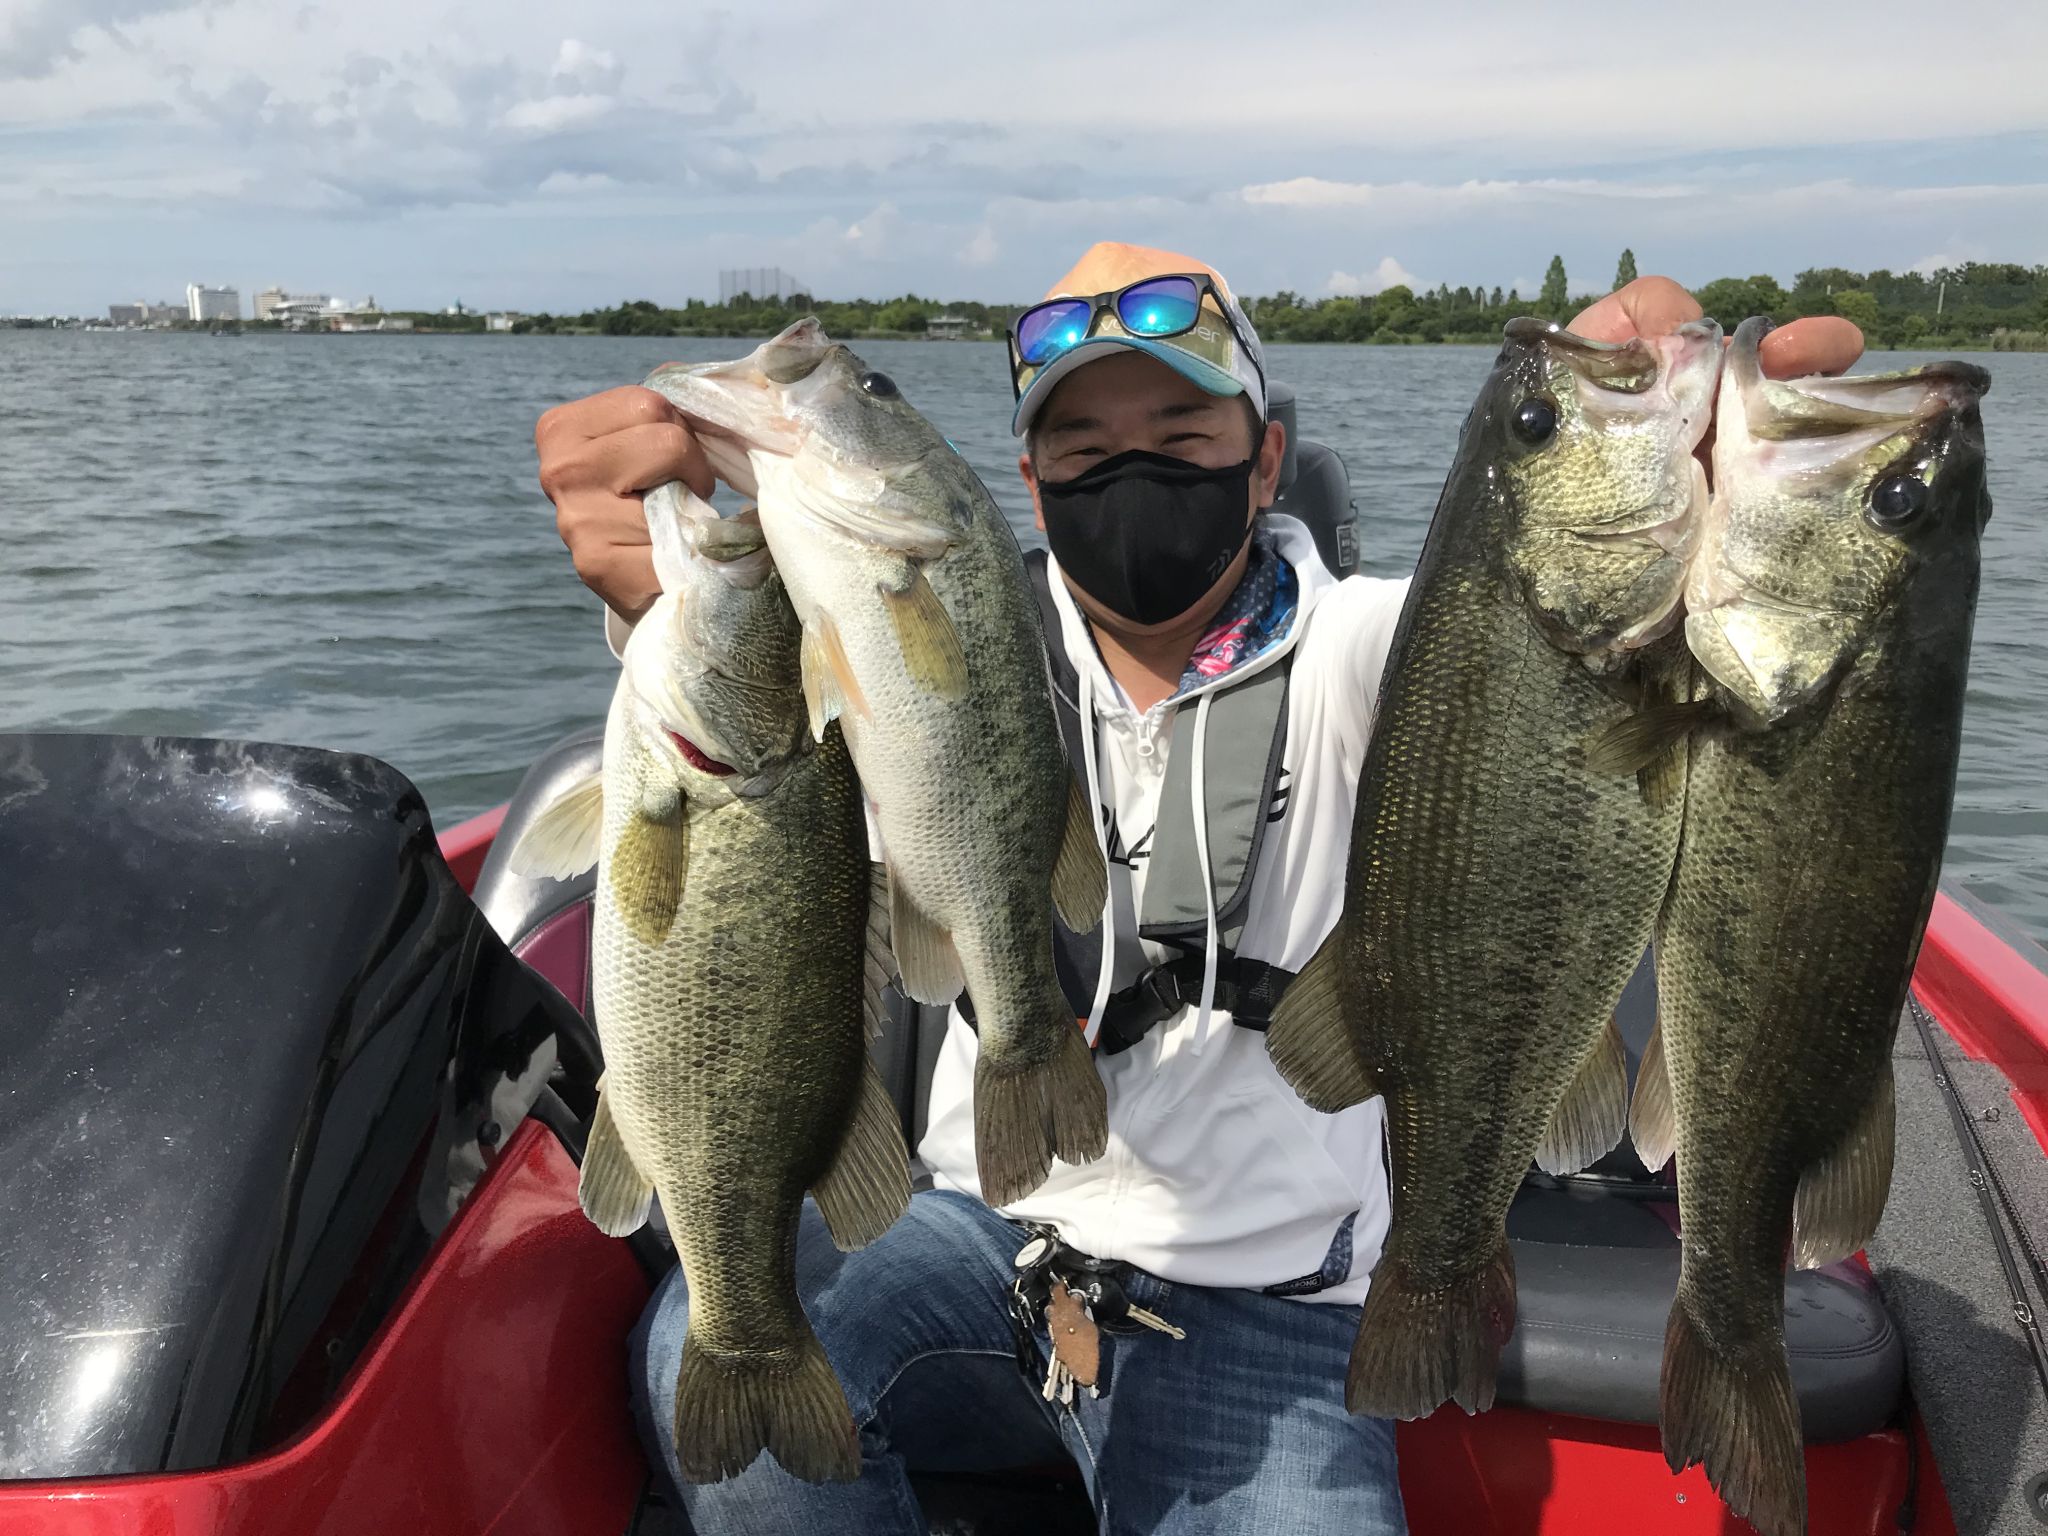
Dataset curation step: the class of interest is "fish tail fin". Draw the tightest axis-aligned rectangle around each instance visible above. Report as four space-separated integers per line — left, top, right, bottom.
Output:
1660 1301 1806 1536
1266 929 1375 1112
973 1014 1107 1207
673 1331 859 1485
1347 1240 1517 1419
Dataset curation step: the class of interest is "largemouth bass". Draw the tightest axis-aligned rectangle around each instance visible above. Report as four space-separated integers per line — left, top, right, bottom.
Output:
1267 317 1721 1418
644 321 1109 1208
1635 318 1991 1536
510 491 909 1484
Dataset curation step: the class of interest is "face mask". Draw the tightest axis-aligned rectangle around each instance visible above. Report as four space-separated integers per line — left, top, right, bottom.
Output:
1038 449 1257 626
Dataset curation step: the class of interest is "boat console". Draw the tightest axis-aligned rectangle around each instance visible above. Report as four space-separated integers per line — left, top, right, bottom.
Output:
0 734 590 1481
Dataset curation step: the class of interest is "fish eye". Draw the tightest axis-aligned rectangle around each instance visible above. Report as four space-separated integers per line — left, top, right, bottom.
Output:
858 371 899 399
1868 473 1930 530
1511 396 1558 445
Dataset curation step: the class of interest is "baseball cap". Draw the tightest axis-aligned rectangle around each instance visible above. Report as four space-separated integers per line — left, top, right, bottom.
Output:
1010 242 1267 437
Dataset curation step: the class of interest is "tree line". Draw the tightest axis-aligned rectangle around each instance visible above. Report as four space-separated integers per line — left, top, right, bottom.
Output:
509 253 2048 351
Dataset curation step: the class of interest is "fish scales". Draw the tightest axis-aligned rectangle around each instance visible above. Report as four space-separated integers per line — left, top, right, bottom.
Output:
1648 317 1991 1536
511 503 909 1485
1267 318 1719 1421
644 324 1108 1208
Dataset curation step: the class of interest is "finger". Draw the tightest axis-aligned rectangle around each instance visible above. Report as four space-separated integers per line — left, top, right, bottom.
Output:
568 537 662 622
1569 277 1702 343
1759 317 1864 380
585 420 716 500
537 384 679 444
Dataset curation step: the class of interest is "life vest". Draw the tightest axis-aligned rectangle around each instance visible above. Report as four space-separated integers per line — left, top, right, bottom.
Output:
1025 550 1297 1055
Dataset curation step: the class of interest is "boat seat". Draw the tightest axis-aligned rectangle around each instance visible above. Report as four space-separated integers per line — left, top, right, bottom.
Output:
474 732 1907 1446
1498 948 1906 1438
1267 382 1359 578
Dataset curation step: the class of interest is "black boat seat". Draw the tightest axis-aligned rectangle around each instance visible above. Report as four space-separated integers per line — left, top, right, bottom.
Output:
477 733 1907 1446
1503 1181 1905 1439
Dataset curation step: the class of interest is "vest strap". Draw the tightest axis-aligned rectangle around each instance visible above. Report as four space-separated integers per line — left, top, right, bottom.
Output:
1093 955 1297 1057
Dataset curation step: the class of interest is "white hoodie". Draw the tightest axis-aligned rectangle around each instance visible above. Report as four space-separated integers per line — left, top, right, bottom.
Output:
918 513 1409 1305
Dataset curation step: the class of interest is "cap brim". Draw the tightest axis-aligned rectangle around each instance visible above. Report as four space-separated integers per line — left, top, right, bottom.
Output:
1011 335 1244 436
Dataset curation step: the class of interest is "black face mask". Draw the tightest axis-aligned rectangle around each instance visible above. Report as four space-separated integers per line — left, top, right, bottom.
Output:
1038 449 1257 626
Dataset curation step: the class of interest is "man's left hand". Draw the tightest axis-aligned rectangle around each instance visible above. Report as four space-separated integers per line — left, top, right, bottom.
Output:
1569 276 1864 380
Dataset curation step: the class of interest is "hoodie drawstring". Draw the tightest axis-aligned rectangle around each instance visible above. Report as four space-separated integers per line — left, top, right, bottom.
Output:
1188 688 1221 1056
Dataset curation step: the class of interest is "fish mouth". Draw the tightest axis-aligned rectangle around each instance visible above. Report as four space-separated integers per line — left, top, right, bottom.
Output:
666 729 736 777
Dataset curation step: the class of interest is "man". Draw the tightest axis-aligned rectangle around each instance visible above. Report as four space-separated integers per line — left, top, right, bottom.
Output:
535 244 1863 1535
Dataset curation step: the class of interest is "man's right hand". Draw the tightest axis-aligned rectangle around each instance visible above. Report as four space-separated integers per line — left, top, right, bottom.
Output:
535 385 716 626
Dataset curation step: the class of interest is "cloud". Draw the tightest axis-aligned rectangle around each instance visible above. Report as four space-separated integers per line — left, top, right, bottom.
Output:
960 222 999 268
1243 176 1698 211
1327 258 1421 296
0 0 204 78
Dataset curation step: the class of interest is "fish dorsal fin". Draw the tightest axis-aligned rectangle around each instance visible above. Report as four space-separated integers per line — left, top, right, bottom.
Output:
506 771 605 880
812 1058 911 1252
1792 1061 1896 1268
1534 1014 1629 1176
578 1077 655 1236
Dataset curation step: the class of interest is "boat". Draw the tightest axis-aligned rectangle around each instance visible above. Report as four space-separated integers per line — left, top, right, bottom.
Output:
1 394 2043 1535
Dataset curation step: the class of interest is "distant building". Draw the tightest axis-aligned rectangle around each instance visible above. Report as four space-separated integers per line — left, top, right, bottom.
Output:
926 313 972 339
485 312 522 332
254 286 287 321
718 267 804 304
186 284 240 323
108 303 145 327
143 302 185 326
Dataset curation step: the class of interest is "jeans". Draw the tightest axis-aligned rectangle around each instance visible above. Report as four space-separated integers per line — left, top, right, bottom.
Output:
627 1188 1406 1536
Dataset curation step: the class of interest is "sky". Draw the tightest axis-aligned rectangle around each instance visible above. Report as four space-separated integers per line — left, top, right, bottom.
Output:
3 0 2047 316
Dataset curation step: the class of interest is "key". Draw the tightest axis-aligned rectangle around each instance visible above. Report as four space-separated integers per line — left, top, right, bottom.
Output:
1042 1350 1075 1403
1122 1302 1187 1341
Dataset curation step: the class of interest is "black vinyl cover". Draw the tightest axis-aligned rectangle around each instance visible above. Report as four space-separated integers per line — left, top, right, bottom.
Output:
0 734 573 1479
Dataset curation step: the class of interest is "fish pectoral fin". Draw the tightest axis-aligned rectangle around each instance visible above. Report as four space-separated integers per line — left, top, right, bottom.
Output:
1264 930 1375 1113
879 565 968 697
1051 773 1107 932
800 611 871 743
888 870 963 1005
862 861 893 1042
1585 700 1719 779
1535 1014 1629 1176
1792 1060 1896 1268
578 1077 655 1236
506 771 605 880
813 1058 912 1252
611 801 687 944
1629 1016 1677 1172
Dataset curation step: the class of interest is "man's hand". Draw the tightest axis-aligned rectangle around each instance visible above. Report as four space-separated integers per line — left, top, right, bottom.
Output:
536 385 715 625
1569 275 1864 380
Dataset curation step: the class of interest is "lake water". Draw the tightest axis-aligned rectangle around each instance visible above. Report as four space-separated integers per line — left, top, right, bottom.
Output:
2 332 2042 938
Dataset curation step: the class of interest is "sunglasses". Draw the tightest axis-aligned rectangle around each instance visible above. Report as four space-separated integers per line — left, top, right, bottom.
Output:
1007 273 1262 397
